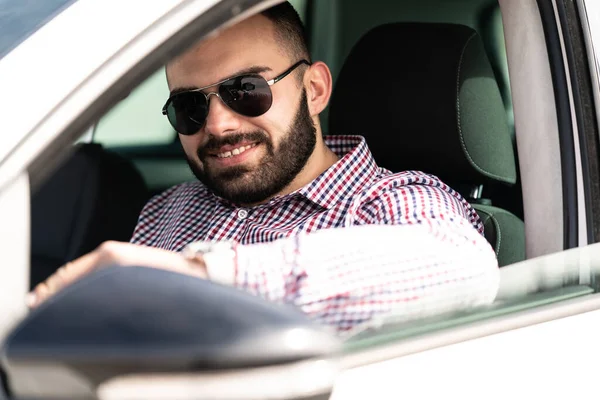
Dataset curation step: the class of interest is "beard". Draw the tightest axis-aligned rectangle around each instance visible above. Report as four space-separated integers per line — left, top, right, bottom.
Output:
185 89 317 205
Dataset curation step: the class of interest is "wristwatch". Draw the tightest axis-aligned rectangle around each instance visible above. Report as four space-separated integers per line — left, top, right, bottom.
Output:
182 240 237 285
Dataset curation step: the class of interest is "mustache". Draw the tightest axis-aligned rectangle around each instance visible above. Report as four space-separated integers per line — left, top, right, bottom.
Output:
198 132 269 158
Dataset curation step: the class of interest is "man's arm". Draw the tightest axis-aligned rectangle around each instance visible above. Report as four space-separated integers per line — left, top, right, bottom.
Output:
234 222 498 334
30 183 499 335
229 184 499 333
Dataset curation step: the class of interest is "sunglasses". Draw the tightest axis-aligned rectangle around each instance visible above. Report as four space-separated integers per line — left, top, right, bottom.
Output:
162 60 311 135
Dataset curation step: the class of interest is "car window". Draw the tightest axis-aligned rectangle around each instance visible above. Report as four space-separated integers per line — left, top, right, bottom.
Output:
93 0 308 149
0 0 78 60
93 67 174 147
289 0 306 22
341 241 600 359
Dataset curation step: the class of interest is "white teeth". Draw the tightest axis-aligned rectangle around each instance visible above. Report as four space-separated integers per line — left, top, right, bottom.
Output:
217 143 257 158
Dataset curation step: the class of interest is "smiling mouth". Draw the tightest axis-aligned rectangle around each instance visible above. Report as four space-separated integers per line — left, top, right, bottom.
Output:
214 143 259 159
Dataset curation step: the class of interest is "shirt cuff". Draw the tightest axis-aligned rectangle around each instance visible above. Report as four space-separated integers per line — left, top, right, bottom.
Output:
203 242 237 286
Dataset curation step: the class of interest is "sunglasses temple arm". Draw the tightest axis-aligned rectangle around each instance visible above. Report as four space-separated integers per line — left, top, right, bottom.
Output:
268 60 311 85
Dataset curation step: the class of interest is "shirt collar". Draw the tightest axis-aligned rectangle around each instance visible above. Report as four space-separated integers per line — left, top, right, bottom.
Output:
210 135 379 210
297 135 379 209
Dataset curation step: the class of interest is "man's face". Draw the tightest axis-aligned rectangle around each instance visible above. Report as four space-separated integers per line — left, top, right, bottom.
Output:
166 15 317 205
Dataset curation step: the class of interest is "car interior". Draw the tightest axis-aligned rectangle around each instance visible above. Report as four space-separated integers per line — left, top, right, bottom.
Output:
29 0 525 288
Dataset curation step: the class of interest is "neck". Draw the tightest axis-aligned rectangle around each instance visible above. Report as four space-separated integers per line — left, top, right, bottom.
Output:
280 139 339 194
242 136 339 207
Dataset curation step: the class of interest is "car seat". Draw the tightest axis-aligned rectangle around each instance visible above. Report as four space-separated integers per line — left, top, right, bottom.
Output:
329 22 525 266
30 143 149 288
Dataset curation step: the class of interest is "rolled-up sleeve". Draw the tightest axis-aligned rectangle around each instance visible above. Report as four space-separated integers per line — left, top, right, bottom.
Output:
233 178 499 334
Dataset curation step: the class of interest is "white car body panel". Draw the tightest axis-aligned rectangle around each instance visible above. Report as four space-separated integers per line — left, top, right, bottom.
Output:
333 307 600 400
0 173 30 341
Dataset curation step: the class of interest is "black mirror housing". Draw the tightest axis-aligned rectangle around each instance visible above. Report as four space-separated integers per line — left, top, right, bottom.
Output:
1 266 340 399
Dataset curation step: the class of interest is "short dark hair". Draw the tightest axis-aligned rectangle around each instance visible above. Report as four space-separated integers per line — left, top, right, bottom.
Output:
261 2 311 62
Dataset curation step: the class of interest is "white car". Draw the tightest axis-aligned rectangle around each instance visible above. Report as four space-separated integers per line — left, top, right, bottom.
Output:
0 0 599 399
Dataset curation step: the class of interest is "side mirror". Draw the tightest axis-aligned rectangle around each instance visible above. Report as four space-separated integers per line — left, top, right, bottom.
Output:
1 266 341 400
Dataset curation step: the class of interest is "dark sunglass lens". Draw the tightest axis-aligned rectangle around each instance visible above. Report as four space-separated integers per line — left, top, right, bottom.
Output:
166 92 208 135
219 75 273 117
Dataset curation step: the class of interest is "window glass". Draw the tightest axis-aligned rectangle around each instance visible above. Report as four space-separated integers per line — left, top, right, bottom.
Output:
289 0 307 22
93 67 175 147
343 243 600 351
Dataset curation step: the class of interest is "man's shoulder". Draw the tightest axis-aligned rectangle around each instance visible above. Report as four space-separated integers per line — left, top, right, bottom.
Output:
355 168 482 231
366 169 453 194
357 168 475 214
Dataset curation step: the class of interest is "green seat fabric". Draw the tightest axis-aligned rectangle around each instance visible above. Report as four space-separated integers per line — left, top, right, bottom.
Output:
329 22 525 266
473 204 525 267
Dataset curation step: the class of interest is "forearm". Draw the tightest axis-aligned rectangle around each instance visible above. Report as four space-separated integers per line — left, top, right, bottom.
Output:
234 221 500 333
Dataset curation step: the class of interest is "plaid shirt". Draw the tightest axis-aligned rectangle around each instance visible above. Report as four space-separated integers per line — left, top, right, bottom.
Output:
131 135 499 334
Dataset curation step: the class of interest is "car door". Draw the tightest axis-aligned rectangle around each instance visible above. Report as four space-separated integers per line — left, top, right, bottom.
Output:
1 0 600 399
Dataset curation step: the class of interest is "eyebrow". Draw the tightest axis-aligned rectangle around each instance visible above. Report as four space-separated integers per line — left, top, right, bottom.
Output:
169 65 273 97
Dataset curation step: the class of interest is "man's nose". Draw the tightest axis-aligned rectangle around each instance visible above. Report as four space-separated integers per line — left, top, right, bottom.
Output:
203 93 242 136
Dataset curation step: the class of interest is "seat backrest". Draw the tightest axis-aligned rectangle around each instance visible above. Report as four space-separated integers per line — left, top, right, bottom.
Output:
30 143 149 288
328 22 524 266
472 204 525 266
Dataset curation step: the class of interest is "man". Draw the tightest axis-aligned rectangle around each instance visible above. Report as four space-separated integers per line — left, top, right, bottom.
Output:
29 2 499 334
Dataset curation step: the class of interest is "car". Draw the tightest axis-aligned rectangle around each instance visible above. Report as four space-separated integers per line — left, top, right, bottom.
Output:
0 0 599 399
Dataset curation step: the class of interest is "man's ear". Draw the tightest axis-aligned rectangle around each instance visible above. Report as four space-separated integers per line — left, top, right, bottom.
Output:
304 61 333 117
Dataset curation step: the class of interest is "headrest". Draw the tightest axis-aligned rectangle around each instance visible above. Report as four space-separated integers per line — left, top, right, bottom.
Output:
329 22 516 186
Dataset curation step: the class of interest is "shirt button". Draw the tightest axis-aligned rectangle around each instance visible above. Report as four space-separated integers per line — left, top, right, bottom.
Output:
237 209 249 219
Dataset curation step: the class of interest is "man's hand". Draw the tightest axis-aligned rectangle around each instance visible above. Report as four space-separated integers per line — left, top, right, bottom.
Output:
28 241 207 308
